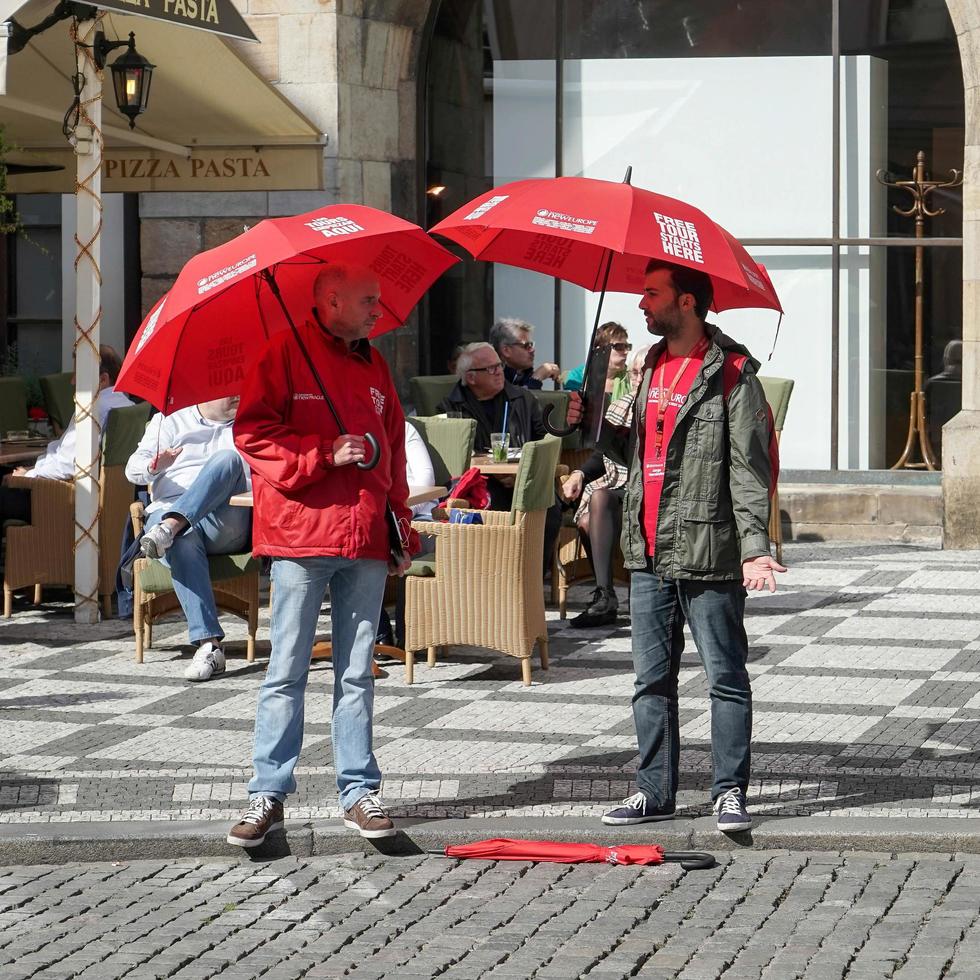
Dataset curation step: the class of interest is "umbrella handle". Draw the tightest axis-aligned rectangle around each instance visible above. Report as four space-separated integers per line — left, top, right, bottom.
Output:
357 432 381 471
542 401 576 438
662 851 716 871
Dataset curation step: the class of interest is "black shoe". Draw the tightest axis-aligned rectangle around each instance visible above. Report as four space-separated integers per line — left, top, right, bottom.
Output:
571 587 618 628
602 792 675 825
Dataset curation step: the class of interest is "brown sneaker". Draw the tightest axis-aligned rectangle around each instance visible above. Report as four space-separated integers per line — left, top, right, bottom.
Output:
227 796 284 848
343 792 396 839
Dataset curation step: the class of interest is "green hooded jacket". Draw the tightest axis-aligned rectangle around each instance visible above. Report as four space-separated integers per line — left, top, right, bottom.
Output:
598 323 773 581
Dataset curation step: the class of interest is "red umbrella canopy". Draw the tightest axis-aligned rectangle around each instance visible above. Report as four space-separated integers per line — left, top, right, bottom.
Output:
431 176 781 313
117 204 459 413
444 838 665 866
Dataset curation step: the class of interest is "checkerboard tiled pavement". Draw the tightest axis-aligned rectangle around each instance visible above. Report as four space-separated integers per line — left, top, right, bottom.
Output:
2 541 980 827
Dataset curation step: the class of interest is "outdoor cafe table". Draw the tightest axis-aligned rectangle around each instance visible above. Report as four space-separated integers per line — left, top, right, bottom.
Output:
470 453 520 476
229 485 445 675
0 438 49 468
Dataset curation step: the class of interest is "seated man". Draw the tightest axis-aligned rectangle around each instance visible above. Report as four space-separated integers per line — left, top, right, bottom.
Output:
1 345 132 525
125 396 251 682
438 342 559 572
490 318 561 390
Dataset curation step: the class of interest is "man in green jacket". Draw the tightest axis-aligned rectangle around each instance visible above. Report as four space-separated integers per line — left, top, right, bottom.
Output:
572 258 785 834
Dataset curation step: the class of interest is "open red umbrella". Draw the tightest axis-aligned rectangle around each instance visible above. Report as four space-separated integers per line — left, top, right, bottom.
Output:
117 204 458 416
431 171 781 437
438 838 714 871
430 173 781 312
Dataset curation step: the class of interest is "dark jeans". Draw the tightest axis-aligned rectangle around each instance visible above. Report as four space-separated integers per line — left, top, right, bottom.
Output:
630 569 751 805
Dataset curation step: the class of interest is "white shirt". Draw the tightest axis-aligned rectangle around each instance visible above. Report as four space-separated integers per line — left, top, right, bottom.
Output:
126 405 251 515
26 386 134 480
405 421 437 518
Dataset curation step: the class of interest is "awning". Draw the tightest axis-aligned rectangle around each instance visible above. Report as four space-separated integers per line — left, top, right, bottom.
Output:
1 0 325 192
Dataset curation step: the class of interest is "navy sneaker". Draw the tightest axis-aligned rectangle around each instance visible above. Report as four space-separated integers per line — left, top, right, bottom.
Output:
601 792 675 825
714 787 752 832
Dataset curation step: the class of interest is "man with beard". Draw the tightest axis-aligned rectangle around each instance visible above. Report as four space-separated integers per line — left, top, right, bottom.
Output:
572 258 784 834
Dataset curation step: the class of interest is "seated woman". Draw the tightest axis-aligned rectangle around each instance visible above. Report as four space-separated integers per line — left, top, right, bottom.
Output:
563 322 632 400
562 346 648 627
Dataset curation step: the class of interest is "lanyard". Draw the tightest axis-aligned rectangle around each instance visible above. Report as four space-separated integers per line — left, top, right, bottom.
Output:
652 336 709 458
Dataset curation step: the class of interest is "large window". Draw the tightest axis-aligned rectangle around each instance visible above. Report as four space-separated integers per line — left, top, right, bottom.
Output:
423 0 964 470
3 195 62 378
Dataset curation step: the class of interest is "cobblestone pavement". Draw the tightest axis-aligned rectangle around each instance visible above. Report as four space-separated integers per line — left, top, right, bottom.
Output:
3 850 980 979
2 542 980 826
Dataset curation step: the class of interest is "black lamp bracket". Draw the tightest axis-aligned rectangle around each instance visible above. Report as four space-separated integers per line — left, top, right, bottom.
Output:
91 30 135 70
6 1 97 56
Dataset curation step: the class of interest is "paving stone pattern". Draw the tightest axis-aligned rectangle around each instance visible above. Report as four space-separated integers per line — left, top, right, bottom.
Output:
2 543 980 824
2 850 980 979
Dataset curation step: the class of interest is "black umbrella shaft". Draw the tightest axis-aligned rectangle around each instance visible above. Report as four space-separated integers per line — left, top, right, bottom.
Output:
261 270 347 435
575 163 634 415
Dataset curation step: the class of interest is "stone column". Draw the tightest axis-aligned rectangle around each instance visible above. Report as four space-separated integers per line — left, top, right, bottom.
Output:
334 1 435 390
943 1 980 547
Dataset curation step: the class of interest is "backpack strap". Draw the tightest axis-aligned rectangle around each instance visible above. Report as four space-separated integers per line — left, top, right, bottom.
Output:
720 351 780 497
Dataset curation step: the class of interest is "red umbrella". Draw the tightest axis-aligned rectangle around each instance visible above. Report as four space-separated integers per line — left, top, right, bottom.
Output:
438 839 714 871
431 172 780 437
117 204 458 415
430 174 781 313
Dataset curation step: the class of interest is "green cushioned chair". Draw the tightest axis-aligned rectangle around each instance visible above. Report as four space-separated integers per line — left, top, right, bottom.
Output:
530 388 585 455
409 375 458 417
404 434 561 686
39 372 74 435
130 501 260 664
757 376 795 564
0 376 29 436
406 415 477 484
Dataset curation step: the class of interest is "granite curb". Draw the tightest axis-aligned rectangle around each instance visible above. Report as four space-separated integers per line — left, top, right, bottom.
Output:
2 815 980 865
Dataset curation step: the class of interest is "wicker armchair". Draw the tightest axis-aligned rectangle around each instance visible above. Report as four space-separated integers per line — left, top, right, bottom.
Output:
128 501 259 664
404 434 562 686
3 402 152 618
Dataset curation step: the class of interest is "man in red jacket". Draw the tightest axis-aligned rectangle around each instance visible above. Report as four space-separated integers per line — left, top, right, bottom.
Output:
227 262 414 848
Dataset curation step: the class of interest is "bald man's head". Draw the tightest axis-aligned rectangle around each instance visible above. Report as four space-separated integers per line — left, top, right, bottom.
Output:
313 263 383 343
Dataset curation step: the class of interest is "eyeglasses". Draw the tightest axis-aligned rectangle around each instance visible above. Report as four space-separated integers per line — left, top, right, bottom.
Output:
610 342 633 353
506 340 535 351
467 362 503 375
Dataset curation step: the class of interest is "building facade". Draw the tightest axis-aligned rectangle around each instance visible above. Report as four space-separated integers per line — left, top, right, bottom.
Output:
3 0 980 545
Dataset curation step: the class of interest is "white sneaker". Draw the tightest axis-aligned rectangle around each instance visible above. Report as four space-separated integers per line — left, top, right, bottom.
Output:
184 641 225 681
141 522 176 559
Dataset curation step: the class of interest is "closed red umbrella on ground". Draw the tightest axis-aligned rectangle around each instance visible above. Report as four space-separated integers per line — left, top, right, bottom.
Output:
430 175 781 313
116 204 458 414
440 838 715 870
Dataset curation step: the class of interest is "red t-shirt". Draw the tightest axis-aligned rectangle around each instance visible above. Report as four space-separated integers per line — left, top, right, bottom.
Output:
642 346 707 556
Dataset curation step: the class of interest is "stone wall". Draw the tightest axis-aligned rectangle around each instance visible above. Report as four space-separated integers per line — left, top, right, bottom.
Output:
138 0 437 391
943 0 980 547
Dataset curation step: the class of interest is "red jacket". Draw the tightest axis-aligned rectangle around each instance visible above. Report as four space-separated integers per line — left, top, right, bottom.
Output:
234 320 415 561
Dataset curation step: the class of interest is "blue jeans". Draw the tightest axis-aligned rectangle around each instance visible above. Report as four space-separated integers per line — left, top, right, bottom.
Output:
144 449 250 645
248 555 388 810
629 570 751 805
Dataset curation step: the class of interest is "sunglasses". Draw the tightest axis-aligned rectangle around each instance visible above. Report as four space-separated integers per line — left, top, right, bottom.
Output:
467 362 503 375
597 341 633 353
506 340 535 351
